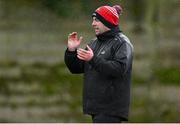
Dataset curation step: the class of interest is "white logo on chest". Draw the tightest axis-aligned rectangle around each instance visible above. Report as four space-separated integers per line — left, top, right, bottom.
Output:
100 50 106 55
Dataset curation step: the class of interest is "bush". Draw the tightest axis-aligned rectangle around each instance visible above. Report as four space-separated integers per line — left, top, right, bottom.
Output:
155 67 180 85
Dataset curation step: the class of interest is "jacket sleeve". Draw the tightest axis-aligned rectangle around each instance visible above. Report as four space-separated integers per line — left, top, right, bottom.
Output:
89 42 133 77
64 49 84 74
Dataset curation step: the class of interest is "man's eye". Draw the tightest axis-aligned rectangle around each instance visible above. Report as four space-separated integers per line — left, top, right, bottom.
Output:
95 18 100 22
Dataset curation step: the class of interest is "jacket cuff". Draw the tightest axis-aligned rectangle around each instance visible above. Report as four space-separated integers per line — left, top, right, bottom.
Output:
66 48 77 55
89 55 99 66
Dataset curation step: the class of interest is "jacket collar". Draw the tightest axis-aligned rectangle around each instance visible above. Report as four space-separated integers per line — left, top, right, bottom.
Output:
96 26 121 42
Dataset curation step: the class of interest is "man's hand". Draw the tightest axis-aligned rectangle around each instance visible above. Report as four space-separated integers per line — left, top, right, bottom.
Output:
68 32 83 51
77 45 94 61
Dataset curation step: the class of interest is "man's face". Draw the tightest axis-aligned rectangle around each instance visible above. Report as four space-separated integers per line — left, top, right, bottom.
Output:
92 17 110 35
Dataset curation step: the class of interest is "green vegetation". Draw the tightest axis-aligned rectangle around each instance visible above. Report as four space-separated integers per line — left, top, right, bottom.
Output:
155 67 180 85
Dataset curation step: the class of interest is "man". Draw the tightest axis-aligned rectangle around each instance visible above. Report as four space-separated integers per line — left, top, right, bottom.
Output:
64 5 133 123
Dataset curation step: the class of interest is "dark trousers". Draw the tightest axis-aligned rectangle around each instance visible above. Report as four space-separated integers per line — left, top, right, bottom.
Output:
91 114 124 123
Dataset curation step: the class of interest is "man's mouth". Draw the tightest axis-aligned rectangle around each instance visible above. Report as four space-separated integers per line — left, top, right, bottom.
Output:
94 28 99 32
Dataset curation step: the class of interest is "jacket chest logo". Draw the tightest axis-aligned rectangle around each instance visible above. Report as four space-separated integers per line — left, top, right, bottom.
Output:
100 50 106 55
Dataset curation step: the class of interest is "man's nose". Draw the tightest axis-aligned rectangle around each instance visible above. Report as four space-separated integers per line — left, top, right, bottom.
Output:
92 20 96 26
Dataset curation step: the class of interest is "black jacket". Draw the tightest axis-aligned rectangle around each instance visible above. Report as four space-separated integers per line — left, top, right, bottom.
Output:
64 27 133 120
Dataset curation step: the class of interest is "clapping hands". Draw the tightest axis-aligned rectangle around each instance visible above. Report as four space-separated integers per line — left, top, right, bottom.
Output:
67 32 94 61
